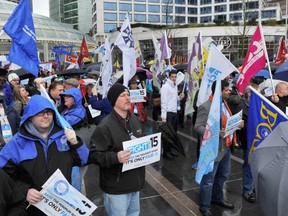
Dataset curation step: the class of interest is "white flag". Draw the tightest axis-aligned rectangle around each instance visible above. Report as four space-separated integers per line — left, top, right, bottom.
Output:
101 36 113 97
114 13 136 87
197 44 238 107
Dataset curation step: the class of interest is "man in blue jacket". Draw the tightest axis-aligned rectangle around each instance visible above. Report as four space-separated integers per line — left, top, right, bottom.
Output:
0 95 89 215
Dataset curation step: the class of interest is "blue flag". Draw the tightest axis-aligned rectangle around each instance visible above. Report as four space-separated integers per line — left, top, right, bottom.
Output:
3 0 39 77
195 78 221 184
247 88 288 154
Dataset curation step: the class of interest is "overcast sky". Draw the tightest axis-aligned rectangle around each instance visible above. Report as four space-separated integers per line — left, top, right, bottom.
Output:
33 0 49 17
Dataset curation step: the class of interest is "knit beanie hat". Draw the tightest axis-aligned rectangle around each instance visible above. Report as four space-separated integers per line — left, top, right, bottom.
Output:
7 73 19 82
107 83 129 107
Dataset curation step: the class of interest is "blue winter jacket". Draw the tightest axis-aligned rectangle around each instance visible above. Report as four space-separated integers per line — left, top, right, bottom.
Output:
3 82 13 106
59 88 86 129
0 95 89 204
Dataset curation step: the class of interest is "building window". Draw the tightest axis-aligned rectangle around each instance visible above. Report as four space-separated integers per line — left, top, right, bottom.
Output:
104 2 117 10
148 5 160 13
134 4 146 12
162 15 174 23
214 5 226 13
135 0 146 2
200 16 212 23
188 8 197 14
187 0 197 5
230 13 242 21
175 0 185 4
162 5 173 13
230 3 242 11
214 14 226 21
149 0 160 2
134 14 146 22
104 13 117 21
214 0 226 2
148 14 160 22
188 17 197 23
64 3 77 11
175 7 185 14
200 0 212 5
119 3 132 11
246 1 258 9
139 39 154 60
262 10 276 19
104 23 117 33
247 11 258 19
200 7 211 14
175 16 185 23
170 37 188 64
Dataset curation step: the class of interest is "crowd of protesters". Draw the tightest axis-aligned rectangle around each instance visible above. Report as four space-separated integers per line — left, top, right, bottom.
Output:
0 62 282 216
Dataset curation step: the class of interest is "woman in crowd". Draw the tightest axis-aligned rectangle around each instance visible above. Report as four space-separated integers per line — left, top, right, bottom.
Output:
13 85 30 117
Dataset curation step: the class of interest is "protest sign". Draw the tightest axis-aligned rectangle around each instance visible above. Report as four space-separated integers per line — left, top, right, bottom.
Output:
122 133 161 172
130 89 146 103
224 110 242 138
32 169 97 216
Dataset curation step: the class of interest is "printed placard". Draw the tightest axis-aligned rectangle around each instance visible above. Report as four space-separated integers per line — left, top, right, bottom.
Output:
122 133 161 172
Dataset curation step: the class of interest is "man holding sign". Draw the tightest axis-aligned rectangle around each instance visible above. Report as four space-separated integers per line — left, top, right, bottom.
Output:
89 83 146 216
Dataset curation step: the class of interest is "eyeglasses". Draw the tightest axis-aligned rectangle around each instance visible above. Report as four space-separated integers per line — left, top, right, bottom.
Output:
36 110 53 117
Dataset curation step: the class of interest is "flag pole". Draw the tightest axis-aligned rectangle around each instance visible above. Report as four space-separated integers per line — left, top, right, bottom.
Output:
258 22 275 95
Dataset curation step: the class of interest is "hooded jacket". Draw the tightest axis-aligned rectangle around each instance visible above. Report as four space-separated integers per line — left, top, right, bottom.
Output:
59 88 86 129
0 95 89 214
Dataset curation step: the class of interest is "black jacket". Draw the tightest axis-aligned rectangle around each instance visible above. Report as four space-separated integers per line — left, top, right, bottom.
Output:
89 110 145 194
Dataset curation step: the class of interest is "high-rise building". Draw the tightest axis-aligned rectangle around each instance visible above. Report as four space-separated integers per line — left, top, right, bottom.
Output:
49 0 92 35
92 0 282 39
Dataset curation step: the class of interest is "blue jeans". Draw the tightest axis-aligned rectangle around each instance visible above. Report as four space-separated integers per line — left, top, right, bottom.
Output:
103 192 140 216
242 150 254 193
199 148 231 211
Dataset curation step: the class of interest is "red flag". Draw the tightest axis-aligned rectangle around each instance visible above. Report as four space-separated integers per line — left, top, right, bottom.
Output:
77 36 89 66
236 25 267 93
275 36 287 66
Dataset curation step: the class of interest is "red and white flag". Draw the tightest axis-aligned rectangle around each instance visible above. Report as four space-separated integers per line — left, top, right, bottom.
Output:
274 36 287 66
236 25 266 93
77 36 89 66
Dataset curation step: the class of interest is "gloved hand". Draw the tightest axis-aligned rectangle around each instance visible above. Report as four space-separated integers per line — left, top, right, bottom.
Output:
65 128 78 145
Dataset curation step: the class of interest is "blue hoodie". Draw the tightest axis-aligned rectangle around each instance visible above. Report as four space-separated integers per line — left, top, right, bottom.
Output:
0 95 89 197
59 88 86 128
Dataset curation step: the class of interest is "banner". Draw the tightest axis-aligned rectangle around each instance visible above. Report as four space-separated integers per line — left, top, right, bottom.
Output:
122 133 161 172
3 0 39 77
274 36 287 66
52 46 73 56
100 36 113 98
197 44 237 107
236 25 266 94
195 78 221 184
247 87 288 153
77 36 89 66
32 169 97 216
114 13 136 87
160 31 171 60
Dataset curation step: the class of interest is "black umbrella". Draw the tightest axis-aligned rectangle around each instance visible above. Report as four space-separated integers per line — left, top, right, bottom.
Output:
83 62 102 72
173 63 188 72
57 68 88 77
12 68 37 79
157 121 185 156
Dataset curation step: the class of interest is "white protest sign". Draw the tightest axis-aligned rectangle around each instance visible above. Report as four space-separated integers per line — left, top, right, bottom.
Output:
88 105 101 118
32 169 97 216
122 133 161 172
224 110 242 138
130 89 146 103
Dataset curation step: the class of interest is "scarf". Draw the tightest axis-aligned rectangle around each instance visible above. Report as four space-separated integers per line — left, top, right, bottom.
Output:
209 95 237 147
